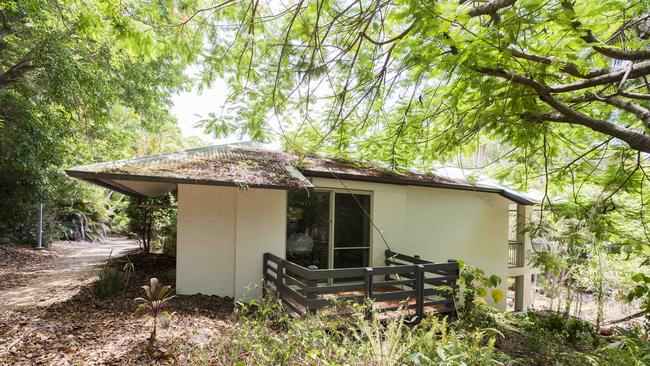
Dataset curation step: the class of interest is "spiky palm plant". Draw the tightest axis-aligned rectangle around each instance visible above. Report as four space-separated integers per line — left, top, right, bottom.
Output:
135 278 174 353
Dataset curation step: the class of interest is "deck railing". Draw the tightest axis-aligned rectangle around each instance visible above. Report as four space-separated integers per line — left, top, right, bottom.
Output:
508 241 524 268
262 250 459 321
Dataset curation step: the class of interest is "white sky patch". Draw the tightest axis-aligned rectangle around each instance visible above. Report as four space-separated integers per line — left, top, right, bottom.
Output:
171 74 282 148
171 80 228 144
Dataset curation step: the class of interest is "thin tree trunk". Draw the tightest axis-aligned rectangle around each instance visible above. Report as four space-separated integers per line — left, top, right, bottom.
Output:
148 317 157 354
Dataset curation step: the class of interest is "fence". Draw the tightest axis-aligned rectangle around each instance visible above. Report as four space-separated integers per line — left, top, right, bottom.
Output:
262 249 459 321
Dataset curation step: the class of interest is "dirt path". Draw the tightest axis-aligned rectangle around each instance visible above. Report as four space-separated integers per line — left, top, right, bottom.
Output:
0 237 139 309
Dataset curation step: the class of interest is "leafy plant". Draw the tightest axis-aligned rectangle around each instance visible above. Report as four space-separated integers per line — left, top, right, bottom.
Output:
135 278 175 353
525 311 599 346
456 264 503 327
92 267 123 299
626 272 650 332
125 195 176 253
122 256 135 292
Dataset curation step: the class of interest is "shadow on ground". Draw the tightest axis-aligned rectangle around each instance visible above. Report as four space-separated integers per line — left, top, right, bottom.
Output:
0 248 235 365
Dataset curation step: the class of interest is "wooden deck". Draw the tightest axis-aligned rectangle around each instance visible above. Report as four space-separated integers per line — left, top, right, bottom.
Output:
263 250 459 321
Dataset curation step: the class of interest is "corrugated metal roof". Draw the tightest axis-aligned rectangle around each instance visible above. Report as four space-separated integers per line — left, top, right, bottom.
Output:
66 142 536 205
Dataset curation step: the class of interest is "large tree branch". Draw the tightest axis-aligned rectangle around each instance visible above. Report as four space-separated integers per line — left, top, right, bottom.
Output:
618 90 650 100
509 49 611 79
598 95 650 129
550 60 650 93
467 0 517 18
538 93 650 153
478 61 650 94
0 57 36 89
477 67 650 153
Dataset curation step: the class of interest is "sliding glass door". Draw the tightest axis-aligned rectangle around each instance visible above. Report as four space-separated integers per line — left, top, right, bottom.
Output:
286 190 330 269
332 193 371 268
286 190 371 269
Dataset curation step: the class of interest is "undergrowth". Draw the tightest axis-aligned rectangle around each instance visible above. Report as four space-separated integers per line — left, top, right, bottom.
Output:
91 267 122 299
169 296 650 365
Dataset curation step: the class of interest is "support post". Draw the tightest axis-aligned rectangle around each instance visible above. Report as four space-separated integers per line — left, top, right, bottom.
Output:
262 253 269 298
36 203 43 250
448 259 459 317
307 265 318 315
516 204 533 310
415 264 424 321
364 267 374 320
384 249 393 281
276 260 284 301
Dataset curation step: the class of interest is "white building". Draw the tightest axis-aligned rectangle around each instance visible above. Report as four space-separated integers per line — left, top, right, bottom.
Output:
67 142 537 312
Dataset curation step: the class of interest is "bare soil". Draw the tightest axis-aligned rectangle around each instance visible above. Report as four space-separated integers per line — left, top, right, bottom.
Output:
0 238 236 365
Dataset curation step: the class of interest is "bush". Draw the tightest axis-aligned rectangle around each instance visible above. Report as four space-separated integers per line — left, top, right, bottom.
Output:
175 296 505 365
92 267 123 299
525 311 599 346
160 213 176 257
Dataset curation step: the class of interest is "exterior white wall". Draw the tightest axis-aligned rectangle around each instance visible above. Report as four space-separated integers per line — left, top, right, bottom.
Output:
176 184 286 300
311 178 511 310
235 189 287 300
176 184 236 296
177 179 516 311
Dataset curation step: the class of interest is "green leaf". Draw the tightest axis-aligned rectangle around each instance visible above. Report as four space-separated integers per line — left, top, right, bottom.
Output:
488 275 502 287
491 289 505 304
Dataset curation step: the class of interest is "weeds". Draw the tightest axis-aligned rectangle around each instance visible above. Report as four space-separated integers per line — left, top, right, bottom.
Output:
91 267 122 299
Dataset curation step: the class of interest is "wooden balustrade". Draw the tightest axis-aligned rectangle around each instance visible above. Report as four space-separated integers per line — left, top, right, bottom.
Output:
262 250 459 321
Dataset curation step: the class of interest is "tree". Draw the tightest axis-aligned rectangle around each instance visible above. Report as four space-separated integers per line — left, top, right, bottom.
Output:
124 195 176 253
0 0 201 244
178 0 650 248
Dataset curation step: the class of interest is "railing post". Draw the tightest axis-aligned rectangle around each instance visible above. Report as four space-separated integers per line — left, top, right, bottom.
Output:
364 267 374 320
415 264 424 322
448 259 459 317
384 249 393 281
307 265 318 315
276 259 285 300
262 253 269 297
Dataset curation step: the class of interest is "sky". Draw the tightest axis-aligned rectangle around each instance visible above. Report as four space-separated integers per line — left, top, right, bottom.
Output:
171 81 224 145
170 75 282 148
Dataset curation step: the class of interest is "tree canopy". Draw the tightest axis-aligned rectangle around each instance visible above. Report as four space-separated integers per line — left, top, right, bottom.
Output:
182 0 650 248
0 0 202 243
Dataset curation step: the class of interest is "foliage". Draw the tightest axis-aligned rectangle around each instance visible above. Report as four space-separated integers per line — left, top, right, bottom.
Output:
525 311 600 346
626 272 650 332
159 212 177 257
501 310 650 365
122 255 135 292
456 264 503 327
135 277 175 353
91 267 123 300
189 295 505 365
0 0 202 245
124 194 176 253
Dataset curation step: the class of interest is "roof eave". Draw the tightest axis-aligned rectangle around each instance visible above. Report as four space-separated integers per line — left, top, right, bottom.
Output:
65 169 314 193
300 170 536 205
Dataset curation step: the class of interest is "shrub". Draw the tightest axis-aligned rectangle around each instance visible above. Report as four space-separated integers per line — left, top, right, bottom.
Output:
181 295 505 365
92 267 123 299
159 214 177 257
525 311 599 346
136 278 175 353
